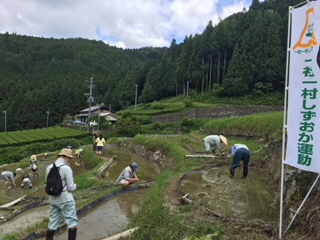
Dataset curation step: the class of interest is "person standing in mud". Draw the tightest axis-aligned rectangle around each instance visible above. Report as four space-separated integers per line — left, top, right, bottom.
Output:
45 148 78 240
229 143 250 179
203 135 228 155
95 134 106 155
29 155 39 178
0 171 17 189
116 163 140 187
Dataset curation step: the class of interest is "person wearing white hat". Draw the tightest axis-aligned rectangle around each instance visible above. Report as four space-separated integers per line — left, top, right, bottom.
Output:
29 155 39 178
45 148 78 240
116 162 140 187
203 135 228 155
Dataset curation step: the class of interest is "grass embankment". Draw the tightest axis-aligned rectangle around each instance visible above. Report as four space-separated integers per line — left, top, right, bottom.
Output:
2 110 284 240
2 149 115 240
126 111 284 240
204 111 284 139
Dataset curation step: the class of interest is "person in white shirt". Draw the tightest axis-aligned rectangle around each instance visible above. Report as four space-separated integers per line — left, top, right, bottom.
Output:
203 135 228 155
0 171 16 189
29 155 39 178
21 175 32 189
116 163 140 187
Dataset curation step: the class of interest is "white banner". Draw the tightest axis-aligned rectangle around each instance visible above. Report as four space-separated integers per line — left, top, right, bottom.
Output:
285 1 320 173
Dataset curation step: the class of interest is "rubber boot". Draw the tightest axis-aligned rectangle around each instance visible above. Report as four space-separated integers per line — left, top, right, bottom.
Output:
46 229 55 240
242 169 248 179
68 227 77 240
229 168 235 178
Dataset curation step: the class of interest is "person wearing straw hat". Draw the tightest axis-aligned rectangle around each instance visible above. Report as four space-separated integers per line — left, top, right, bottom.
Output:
29 155 39 178
203 135 228 155
229 143 250 179
45 148 78 240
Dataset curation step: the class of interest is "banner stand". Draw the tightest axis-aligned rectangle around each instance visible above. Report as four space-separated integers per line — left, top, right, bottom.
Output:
284 174 320 234
280 0 316 239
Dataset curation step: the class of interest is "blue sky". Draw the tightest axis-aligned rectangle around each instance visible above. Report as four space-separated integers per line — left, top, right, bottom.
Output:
0 0 253 49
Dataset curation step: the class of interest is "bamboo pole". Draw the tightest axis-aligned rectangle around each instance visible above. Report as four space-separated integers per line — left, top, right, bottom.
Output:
101 227 139 240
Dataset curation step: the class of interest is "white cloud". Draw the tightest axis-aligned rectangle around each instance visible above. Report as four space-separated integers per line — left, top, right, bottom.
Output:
219 0 248 20
0 0 252 49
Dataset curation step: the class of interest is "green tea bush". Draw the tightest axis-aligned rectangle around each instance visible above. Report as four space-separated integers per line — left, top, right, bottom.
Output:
0 138 86 165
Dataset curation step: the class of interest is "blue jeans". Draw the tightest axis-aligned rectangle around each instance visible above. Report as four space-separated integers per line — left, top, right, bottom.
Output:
48 199 78 230
231 148 250 177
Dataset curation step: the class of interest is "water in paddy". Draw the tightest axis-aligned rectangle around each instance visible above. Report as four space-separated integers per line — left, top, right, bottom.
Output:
43 189 146 240
179 165 278 222
0 147 158 239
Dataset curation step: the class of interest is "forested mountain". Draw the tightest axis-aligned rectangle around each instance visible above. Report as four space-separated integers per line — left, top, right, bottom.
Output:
0 0 302 131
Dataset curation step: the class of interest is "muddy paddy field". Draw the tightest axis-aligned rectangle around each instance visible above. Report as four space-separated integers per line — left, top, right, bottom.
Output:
0 136 281 240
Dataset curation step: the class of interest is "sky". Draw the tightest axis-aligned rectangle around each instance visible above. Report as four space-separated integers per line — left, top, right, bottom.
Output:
0 0 253 49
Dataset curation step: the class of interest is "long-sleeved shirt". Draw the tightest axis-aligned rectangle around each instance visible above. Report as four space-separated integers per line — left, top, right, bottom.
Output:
45 158 76 203
0 171 15 183
203 135 223 152
116 166 137 183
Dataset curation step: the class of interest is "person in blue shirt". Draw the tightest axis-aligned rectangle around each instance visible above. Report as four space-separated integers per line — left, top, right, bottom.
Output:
230 144 250 179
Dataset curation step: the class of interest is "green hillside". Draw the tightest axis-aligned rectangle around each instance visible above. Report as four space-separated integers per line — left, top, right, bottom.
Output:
0 0 301 132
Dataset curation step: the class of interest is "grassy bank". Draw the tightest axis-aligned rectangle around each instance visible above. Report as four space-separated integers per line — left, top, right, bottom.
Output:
123 112 283 239
2 111 284 239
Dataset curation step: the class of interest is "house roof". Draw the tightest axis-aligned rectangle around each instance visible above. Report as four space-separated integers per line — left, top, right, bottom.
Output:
77 106 118 121
102 115 118 121
80 105 109 113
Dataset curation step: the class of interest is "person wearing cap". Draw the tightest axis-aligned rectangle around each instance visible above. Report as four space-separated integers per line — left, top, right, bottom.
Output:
229 143 250 179
203 135 228 155
21 175 32 189
116 163 140 187
45 148 78 240
0 171 17 189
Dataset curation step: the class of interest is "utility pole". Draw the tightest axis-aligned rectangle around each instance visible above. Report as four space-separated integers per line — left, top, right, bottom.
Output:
46 111 50 128
3 111 6 132
84 75 95 132
135 84 138 111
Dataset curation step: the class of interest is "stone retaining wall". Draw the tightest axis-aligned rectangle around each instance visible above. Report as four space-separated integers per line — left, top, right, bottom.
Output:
152 106 283 123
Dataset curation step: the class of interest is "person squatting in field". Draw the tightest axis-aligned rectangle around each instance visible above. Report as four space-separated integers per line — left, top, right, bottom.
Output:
116 163 140 187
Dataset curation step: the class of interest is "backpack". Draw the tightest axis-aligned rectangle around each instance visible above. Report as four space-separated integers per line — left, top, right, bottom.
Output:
45 163 65 196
